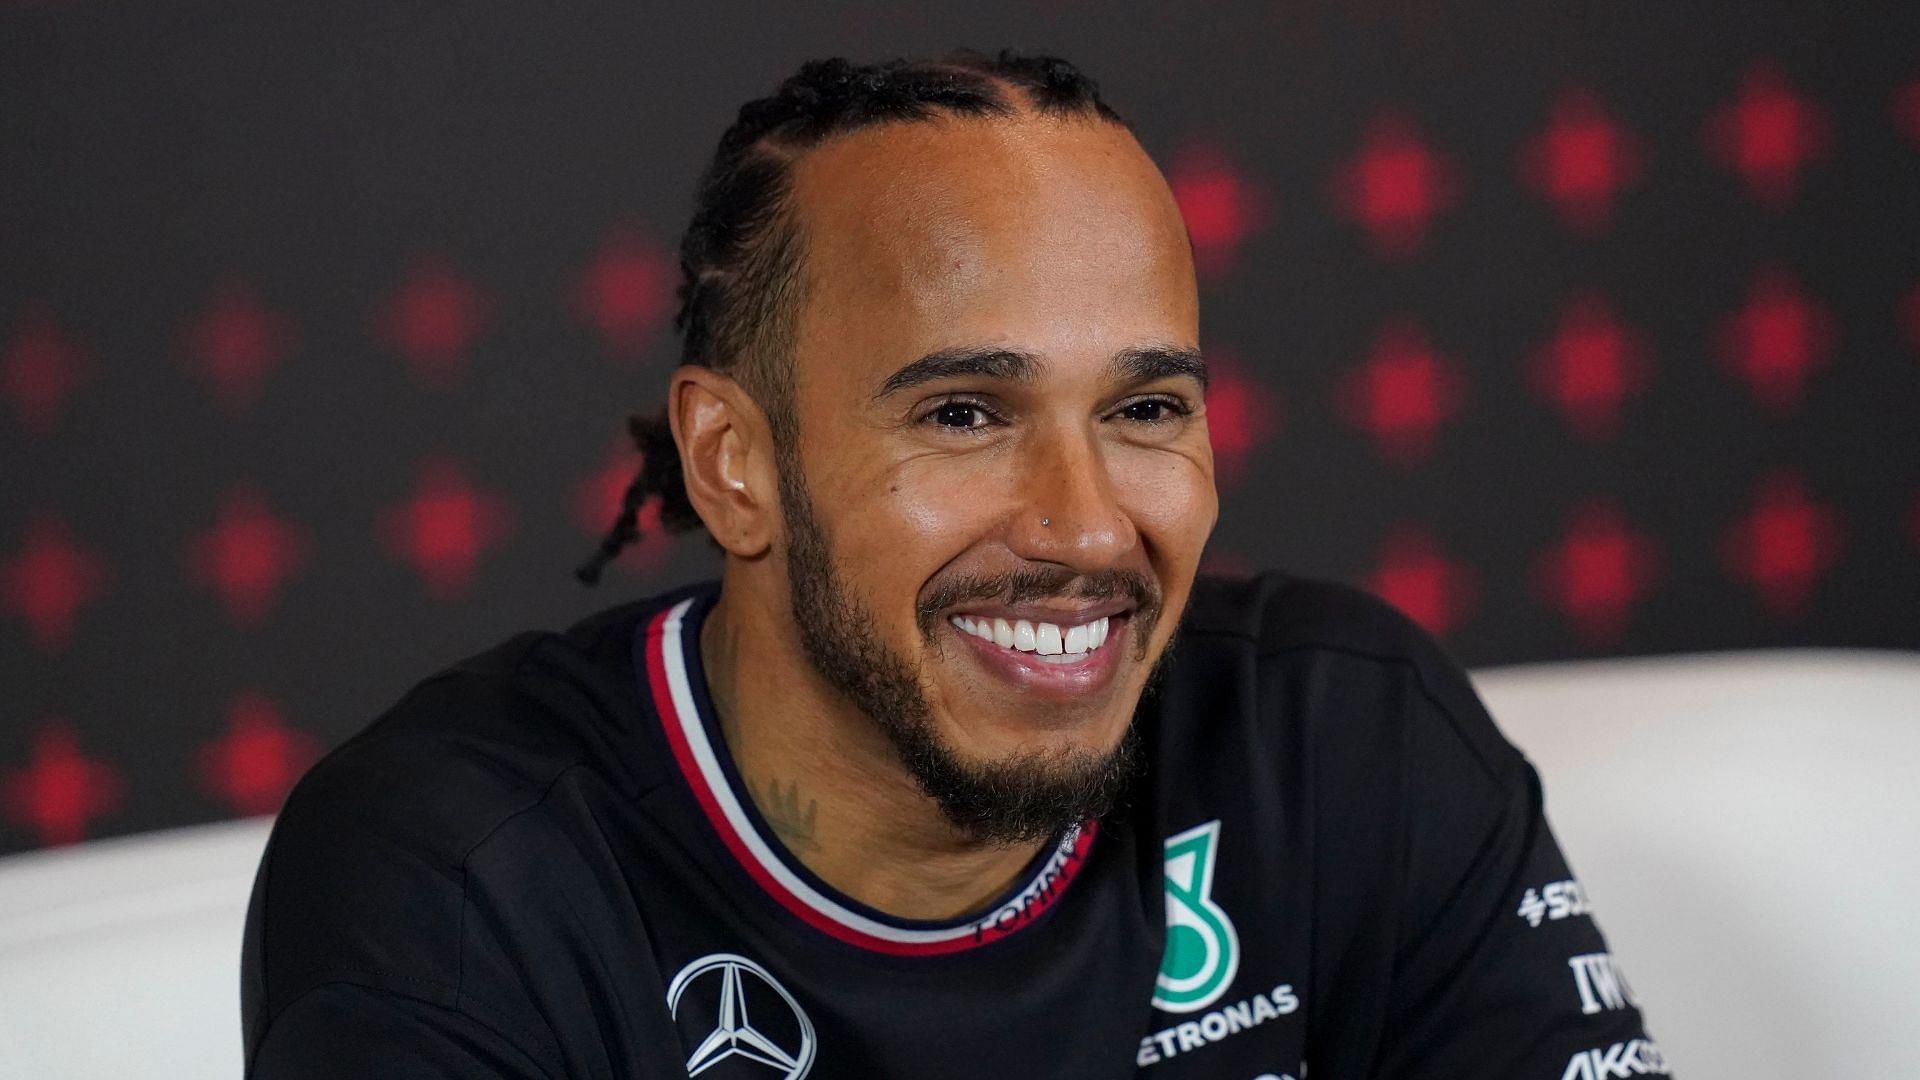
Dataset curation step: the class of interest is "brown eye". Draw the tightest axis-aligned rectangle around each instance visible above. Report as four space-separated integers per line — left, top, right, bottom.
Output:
1117 397 1188 424
931 402 988 428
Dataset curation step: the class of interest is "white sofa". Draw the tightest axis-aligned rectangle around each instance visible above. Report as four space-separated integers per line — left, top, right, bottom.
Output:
2 648 1915 1078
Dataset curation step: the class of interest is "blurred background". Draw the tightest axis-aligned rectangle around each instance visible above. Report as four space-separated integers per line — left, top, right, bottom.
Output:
3 1 1917 856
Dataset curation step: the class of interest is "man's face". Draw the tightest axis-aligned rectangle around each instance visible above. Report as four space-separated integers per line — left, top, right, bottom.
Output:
775 113 1216 842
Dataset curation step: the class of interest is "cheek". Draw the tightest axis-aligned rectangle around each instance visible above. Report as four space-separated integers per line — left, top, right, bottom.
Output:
825 458 997 593
1112 449 1218 559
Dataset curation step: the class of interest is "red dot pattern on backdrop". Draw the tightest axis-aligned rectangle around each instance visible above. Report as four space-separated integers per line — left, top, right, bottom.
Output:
1716 266 1834 413
378 456 515 599
2 302 90 437
1366 526 1477 639
1720 469 1845 620
1202 351 1282 487
197 692 323 818
187 484 311 626
1527 291 1652 440
572 223 675 359
1532 501 1663 646
5 57 1920 848
1170 142 1269 279
1337 318 1465 465
1705 63 1829 210
1 723 123 847
377 255 494 388
1329 112 1464 260
1518 88 1648 236
180 281 296 413
4 513 111 653
574 437 675 578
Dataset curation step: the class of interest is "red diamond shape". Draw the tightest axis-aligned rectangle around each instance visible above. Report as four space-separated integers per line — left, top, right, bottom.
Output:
1169 142 1268 278
1518 87 1646 236
2 722 123 846
1527 291 1651 439
1338 319 1464 464
187 484 310 625
181 282 296 412
3 513 110 653
572 224 673 358
1329 112 1463 260
198 691 322 817
1720 470 1842 619
2 302 89 437
376 255 492 387
1531 500 1661 645
1715 266 1833 412
1365 525 1476 638
573 437 674 577
1200 351 1281 487
1705 63 1829 209
379 456 512 598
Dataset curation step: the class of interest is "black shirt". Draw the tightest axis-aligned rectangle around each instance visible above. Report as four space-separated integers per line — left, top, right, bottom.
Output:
241 572 1669 1078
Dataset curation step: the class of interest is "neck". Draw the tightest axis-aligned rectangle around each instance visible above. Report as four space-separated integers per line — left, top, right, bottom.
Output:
698 580 1045 921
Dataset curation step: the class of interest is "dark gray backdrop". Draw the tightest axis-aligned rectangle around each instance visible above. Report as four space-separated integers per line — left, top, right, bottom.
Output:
4 1 1918 853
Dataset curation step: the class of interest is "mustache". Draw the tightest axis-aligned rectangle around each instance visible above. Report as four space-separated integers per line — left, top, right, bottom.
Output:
916 565 1161 639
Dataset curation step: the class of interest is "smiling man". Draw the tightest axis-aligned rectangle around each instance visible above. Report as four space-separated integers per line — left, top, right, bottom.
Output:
241 51 1668 1079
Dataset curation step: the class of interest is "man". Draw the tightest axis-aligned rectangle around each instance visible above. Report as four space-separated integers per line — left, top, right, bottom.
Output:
242 51 1668 1078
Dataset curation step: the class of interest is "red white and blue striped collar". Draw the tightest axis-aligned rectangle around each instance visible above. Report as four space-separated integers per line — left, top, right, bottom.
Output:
639 593 1099 956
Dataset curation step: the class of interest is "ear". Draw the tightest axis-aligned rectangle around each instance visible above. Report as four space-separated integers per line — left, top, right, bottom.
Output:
668 365 778 559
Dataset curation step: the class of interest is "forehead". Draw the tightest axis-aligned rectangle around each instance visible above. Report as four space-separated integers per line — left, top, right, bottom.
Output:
783 113 1197 380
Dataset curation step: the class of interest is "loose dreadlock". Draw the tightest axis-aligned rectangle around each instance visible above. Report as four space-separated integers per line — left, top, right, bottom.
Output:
574 48 1126 585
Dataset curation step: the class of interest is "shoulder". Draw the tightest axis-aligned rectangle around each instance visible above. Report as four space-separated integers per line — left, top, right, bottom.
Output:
1183 570 1431 659
249 667 583 1003
1173 571 1525 784
243 591 680 1036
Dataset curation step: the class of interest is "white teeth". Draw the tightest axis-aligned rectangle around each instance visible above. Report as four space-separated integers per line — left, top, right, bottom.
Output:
1035 623 1063 655
951 613 1117 660
1063 623 1089 655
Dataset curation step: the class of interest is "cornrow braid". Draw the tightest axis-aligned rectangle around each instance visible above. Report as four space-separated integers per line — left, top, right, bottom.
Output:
574 48 1125 586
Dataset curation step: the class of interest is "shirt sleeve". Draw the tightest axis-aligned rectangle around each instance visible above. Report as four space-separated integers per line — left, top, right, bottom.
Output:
250 982 556 1079
1372 642 1672 1079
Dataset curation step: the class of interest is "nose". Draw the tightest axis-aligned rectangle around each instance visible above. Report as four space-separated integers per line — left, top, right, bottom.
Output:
1008 424 1138 571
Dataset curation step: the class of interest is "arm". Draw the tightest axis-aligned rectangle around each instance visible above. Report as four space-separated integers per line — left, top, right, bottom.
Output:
1375 642 1669 1078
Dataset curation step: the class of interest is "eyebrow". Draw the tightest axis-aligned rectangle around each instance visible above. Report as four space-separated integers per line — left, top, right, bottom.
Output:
872 343 1208 401
1112 345 1209 392
873 347 1042 400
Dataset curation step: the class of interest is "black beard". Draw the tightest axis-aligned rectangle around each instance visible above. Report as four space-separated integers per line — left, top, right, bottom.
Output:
775 453 1173 846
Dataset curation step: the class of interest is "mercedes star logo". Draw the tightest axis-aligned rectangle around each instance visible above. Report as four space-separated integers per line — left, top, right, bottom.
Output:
666 952 817 1078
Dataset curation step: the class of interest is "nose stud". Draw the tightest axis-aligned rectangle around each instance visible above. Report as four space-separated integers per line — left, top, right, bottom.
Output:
1040 517 1050 527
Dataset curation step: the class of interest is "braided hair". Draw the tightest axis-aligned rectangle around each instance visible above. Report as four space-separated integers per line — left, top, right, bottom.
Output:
574 49 1126 585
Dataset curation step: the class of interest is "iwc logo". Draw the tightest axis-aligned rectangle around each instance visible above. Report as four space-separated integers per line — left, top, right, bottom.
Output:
666 953 816 1078
1153 819 1240 1013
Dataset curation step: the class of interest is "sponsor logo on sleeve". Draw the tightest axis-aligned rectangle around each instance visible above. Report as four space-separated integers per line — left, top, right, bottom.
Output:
1518 878 1591 927
1567 951 1639 1015
1560 1038 1670 1079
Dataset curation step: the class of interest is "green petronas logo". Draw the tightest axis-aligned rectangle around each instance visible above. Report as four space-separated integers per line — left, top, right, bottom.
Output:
1153 819 1239 1013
